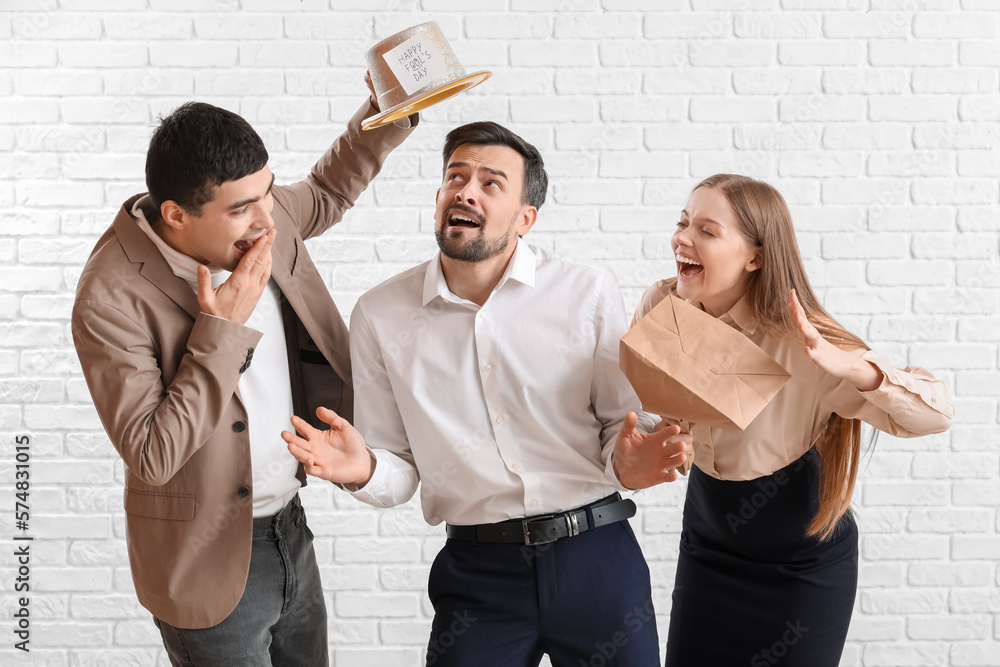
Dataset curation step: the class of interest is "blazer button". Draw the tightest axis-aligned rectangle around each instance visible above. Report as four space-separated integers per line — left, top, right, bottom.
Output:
237 486 250 498
233 420 246 433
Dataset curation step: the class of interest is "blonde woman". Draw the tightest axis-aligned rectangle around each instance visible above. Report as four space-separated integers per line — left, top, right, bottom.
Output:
631 174 953 665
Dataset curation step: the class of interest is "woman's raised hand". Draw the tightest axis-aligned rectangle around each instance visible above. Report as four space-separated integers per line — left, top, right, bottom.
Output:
789 289 881 392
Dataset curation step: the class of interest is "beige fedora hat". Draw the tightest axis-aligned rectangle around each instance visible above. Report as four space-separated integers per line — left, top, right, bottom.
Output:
362 21 491 131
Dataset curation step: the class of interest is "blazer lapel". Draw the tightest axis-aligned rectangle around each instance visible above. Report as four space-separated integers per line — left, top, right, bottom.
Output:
270 239 321 342
270 234 353 387
114 195 201 321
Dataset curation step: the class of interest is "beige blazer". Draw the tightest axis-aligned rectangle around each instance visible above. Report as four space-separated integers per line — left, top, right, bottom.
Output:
72 101 414 629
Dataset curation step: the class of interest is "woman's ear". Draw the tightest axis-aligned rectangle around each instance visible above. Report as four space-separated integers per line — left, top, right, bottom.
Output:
745 248 763 273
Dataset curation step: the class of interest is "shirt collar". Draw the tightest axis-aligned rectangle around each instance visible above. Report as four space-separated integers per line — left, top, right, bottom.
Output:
421 237 536 307
694 292 758 336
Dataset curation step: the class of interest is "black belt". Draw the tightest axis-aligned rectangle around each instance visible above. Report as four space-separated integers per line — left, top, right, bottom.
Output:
445 493 635 546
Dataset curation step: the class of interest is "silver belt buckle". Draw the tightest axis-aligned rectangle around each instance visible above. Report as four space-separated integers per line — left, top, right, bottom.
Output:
522 511 581 546
522 516 551 546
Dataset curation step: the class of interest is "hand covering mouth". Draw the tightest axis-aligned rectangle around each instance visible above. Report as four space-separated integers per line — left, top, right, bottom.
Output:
446 205 485 228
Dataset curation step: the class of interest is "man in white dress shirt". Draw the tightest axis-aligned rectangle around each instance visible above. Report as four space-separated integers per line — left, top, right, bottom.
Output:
282 122 688 666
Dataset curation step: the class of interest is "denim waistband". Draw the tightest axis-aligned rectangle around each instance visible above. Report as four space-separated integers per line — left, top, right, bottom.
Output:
252 494 304 539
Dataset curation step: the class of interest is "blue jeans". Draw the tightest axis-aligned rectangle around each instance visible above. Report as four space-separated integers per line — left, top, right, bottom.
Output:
155 494 328 666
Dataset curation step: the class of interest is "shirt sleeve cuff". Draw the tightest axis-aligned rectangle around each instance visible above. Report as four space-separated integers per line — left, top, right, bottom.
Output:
858 350 954 419
342 449 390 507
604 449 633 493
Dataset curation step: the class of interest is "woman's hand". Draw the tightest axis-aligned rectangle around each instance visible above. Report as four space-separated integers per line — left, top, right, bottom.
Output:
789 289 881 392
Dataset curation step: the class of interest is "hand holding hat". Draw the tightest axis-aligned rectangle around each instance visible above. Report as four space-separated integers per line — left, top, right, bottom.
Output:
362 22 491 130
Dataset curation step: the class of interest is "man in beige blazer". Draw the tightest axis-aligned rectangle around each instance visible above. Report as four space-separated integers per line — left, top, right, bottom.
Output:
72 85 415 665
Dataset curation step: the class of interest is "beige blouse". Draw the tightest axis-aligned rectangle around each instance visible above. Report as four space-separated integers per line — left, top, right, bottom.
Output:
632 281 954 481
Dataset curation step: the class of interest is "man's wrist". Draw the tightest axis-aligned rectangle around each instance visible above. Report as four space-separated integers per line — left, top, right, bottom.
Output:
612 452 634 491
357 448 377 487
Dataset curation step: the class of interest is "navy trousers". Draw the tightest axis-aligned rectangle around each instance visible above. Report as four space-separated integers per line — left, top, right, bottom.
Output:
426 518 660 667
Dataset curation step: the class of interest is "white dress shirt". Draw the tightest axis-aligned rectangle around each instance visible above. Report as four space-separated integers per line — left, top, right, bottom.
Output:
347 238 652 526
133 199 300 517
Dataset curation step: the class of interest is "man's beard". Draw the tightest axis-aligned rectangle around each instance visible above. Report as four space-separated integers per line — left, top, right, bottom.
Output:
435 211 516 263
435 228 511 263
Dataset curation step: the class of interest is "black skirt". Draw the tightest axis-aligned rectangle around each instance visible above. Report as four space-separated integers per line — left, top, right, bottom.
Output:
664 447 858 667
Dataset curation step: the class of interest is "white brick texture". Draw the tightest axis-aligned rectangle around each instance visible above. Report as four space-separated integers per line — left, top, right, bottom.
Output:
0 4 997 666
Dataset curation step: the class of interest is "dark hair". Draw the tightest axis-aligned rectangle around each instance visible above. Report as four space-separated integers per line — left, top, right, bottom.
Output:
145 102 268 215
442 122 548 209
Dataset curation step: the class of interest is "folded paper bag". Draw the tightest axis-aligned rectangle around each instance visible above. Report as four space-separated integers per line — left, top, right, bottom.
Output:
620 295 790 431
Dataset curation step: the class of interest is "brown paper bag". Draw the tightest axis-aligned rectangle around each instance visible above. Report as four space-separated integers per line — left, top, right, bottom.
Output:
620 295 790 430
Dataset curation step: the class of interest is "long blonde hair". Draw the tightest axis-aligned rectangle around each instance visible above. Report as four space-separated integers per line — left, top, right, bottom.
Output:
682 174 870 540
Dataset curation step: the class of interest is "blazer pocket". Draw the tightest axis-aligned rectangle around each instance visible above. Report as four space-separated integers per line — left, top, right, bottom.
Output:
124 488 196 521
288 236 301 275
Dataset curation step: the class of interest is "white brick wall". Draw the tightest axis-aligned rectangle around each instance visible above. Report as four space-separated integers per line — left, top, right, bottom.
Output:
1 3 997 666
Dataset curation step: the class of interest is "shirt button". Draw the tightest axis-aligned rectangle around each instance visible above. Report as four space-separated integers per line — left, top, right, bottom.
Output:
496 416 504 424
233 420 246 433
483 364 492 371
530 499 537 507
237 486 250 498
511 463 519 470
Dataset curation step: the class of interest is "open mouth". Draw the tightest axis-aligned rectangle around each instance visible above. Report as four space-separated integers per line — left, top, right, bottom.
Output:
234 235 264 253
445 206 484 230
676 254 704 279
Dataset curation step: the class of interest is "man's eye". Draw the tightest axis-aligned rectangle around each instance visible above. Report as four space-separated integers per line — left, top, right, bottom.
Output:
486 181 500 189
234 207 249 216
